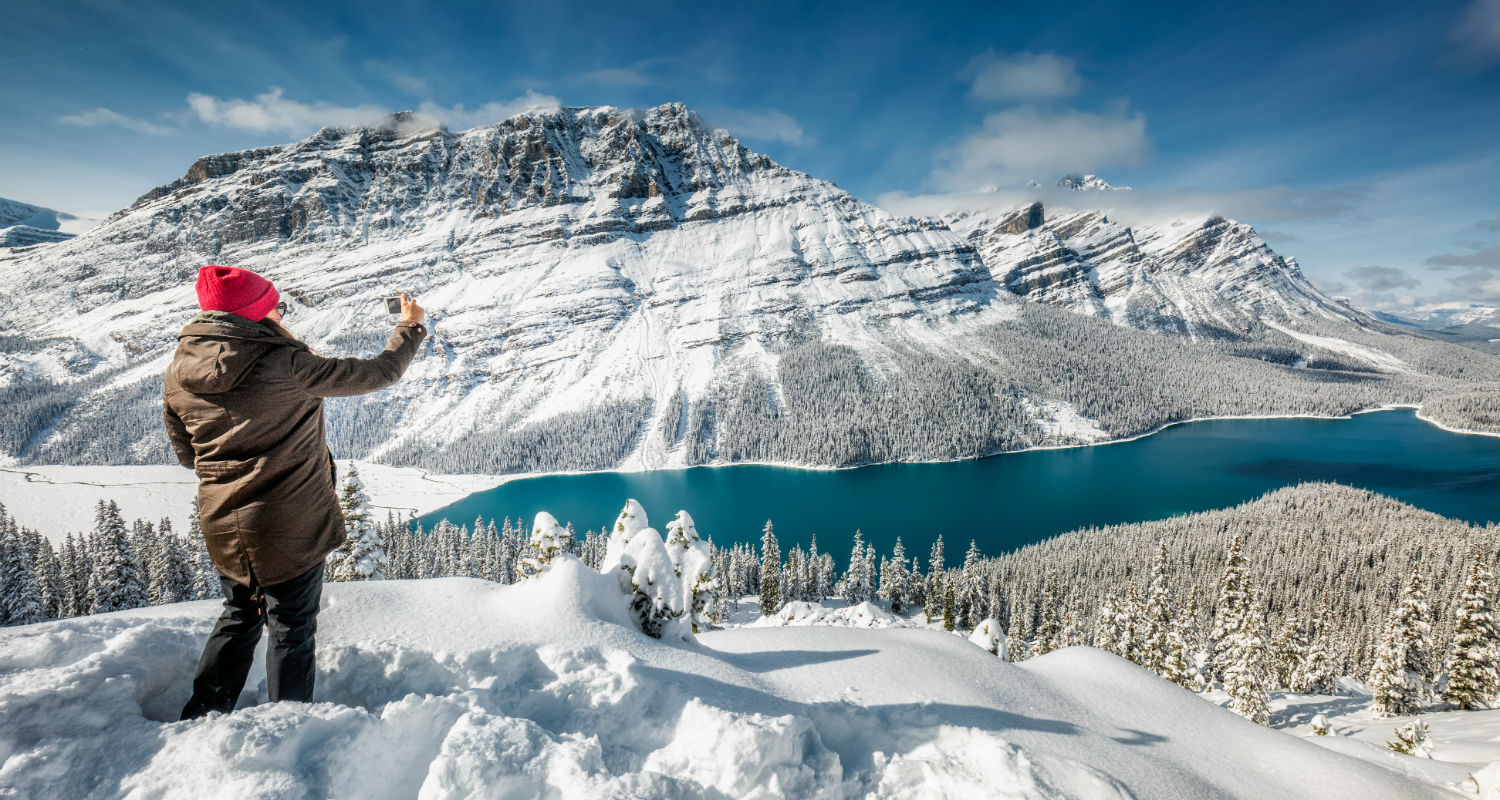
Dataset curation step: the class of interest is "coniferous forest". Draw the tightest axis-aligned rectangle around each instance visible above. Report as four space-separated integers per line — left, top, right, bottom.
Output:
5 479 1495 724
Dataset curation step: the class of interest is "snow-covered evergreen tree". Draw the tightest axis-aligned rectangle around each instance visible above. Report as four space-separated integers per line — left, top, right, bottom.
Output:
148 518 194 605
839 530 874 605
1115 585 1144 665
185 500 220 599
958 540 986 630
665 510 717 632
1444 548 1497 710
759 520 780 616
1141 542 1175 675
517 511 569 579
1369 564 1435 718
600 500 688 639
86 501 146 614
924 536 945 624
1267 616 1304 690
1093 594 1121 656
1 520 46 626
878 537 910 614
942 581 955 632
1208 533 1250 684
1291 608 1336 694
1222 594 1271 725
1032 575 1060 656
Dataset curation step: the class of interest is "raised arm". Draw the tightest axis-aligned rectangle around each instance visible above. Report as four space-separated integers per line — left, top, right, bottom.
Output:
289 321 427 398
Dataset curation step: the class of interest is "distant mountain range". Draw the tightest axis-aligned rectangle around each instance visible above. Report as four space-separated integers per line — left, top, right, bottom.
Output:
1 103 1495 472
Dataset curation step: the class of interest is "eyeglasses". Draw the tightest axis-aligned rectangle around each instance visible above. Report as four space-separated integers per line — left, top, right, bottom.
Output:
275 301 291 317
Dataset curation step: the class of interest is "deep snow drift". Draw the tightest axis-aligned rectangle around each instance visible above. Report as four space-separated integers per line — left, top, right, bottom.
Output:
0 562 1478 799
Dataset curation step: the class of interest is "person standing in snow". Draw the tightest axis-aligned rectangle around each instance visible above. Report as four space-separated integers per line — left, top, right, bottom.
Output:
165 265 426 719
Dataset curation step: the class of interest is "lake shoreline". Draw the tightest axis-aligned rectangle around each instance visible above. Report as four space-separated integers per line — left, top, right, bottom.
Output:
433 403 1499 492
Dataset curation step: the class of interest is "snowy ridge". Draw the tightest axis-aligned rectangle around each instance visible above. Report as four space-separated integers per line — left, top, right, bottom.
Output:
945 201 1374 340
0 564 1461 798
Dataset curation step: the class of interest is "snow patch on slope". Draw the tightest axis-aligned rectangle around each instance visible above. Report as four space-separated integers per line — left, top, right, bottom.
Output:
1263 320 1407 372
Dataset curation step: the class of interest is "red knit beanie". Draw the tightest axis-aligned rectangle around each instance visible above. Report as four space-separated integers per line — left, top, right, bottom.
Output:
196 265 279 321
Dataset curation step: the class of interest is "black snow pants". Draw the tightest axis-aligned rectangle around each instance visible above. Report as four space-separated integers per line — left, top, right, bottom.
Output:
179 561 324 720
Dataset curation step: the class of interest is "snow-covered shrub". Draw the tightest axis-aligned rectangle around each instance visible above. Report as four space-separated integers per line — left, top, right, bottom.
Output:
601 500 688 640
969 618 1003 656
516 512 570 580
1386 719 1432 757
1310 714 1330 736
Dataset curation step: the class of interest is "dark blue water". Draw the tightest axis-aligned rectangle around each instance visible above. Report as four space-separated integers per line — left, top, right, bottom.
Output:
415 409 1499 559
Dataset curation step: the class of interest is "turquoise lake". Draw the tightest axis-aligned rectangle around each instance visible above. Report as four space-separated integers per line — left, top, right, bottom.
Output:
415 409 1499 559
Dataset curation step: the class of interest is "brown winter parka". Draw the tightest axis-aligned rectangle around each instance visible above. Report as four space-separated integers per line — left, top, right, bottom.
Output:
163 310 426 587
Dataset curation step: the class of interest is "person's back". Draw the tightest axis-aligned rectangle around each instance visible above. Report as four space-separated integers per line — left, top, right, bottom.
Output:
166 265 426 719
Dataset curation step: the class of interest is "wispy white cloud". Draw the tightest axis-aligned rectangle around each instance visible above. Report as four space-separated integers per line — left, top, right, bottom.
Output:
1450 0 1500 67
414 91 562 130
930 106 1147 190
185 87 388 134
967 52 1082 101
1426 242 1500 267
704 107 807 145
57 107 171 135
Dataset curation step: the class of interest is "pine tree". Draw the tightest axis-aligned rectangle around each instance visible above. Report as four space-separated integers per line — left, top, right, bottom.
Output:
958 540 986 630
1116 584 1144 665
186 500 220 599
1 524 46 626
924 536 945 624
517 512 569 579
1444 549 1498 710
878 538 910 614
1006 608 1027 661
148 518 194 605
34 536 63 620
1222 594 1272 725
87 501 146 614
1209 533 1250 685
328 464 385 581
1291 607 1336 694
1093 593 1121 655
1032 574 1060 656
1267 616 1304 690
759 520 780 616
942 581 955 632
1369 564 1435 718
839 530 873 605
1141 542 1175 675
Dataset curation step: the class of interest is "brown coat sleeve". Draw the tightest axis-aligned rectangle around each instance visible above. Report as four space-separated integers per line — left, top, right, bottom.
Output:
163 399 195 468
289 322 427 398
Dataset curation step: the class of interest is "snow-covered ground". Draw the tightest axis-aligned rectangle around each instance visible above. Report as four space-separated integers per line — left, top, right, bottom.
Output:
1 566 1489 799
0 462 505 545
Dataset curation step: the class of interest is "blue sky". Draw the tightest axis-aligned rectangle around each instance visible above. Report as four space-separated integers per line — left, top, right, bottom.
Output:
2 0 1496 311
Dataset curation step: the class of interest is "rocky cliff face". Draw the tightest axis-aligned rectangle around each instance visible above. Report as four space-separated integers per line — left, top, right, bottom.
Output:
946 201 1371 339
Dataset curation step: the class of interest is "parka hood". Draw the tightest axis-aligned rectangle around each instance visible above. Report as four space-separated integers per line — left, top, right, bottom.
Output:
172 311 306 394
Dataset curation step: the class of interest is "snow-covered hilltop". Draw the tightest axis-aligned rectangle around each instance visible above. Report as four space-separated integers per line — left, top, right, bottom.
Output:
0 104 1496 471
0 563 1471 799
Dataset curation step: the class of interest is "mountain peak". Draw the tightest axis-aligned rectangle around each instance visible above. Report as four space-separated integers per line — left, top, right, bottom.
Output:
1056 174 1131 192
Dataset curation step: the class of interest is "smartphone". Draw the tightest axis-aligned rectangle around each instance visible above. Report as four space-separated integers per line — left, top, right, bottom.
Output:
384 296 403 315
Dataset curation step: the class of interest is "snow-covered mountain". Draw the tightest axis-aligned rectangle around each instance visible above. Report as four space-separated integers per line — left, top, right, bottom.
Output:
0 104 1494 471
944 199 1370 339
0 197 87 249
